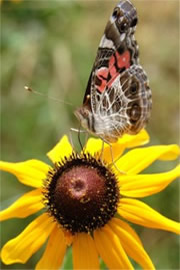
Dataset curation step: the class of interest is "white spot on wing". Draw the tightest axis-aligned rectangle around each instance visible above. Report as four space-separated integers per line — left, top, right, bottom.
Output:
99 35 116 49
120 33 126 42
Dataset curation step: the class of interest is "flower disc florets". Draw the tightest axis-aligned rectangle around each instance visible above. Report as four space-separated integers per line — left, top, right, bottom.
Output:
43 153 119 234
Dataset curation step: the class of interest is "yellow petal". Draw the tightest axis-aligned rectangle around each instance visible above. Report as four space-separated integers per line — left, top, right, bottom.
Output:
0 188 43 221
118 198 180 234
116 129 149 148
94 225 133 269
63 230 74 246
73 233 99 269
109 218 155 269
47 135 73 164
1 213 55 264
0 160 50 188
36 224 66 270
85 129 149 163
120 165 180 198
85 137 105 156
116 145 180 174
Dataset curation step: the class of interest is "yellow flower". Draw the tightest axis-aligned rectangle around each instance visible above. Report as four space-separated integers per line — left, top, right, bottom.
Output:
0 129 180 269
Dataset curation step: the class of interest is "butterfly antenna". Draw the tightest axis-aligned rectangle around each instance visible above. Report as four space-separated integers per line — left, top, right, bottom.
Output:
24 86 73 106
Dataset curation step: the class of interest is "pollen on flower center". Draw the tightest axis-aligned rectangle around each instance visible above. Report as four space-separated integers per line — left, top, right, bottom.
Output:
43 153 119 234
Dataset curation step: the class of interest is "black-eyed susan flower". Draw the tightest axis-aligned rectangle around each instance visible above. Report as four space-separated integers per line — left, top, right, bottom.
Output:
0 129 180 269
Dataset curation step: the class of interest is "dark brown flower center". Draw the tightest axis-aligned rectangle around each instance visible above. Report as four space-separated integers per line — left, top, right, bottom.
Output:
43 153 119 234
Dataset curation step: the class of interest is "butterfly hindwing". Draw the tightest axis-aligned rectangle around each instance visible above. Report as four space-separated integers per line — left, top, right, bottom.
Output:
94 64 152 142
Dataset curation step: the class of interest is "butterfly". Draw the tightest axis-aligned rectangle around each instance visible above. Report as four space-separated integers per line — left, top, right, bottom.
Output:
74 0 152 143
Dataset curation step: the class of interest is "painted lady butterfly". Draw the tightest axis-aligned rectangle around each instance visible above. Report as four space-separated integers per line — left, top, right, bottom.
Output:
74 0 152 143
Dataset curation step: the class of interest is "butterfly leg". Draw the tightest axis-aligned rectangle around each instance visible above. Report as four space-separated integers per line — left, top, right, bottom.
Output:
99 140 105 161
84 131 89 151
69 128 76 153
102 139 126 175
78 126 83 151
69 127 87 152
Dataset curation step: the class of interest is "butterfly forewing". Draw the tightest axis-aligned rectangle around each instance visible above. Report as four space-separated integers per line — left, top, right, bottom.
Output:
83 0 139 106
75 0 152 143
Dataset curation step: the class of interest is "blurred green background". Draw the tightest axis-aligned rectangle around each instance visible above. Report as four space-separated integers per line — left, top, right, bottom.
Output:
1 0 179 269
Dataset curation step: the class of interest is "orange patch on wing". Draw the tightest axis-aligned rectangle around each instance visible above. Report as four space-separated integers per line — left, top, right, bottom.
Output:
95 50 131 93
96 67 108 93
116 50 130 69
